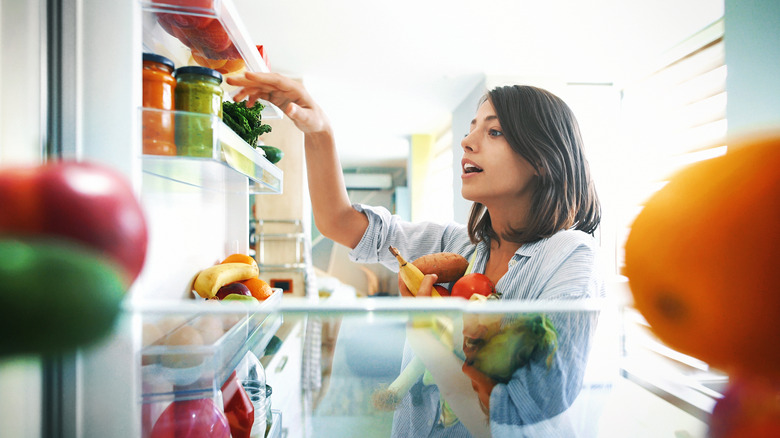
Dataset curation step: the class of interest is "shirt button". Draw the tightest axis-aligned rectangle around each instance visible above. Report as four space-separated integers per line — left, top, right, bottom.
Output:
509 259 518 267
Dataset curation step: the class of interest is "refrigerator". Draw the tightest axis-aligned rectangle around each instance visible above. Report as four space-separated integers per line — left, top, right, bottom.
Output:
0 1 722 437
1 0 287 436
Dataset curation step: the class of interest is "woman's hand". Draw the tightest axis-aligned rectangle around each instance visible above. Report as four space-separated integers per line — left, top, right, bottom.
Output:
398 273 438 297
225 72 331 135
462 363 496 412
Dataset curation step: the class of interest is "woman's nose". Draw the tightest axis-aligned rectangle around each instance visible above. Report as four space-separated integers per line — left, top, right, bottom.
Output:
461 133 474 152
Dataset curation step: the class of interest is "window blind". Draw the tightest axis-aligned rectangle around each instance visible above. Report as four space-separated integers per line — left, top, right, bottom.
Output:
617 19 726 272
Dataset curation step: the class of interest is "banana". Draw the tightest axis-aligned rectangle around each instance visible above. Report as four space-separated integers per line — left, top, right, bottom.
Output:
390 246 436 296
193 262 259 299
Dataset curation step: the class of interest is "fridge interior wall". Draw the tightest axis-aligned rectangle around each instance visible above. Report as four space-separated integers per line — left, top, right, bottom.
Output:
140 172 250 301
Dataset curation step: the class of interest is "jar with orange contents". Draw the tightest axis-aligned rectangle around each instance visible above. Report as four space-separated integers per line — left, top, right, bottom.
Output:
142 53 177 156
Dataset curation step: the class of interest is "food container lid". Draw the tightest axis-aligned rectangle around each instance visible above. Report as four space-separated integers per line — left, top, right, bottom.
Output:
174 65 223 83
142 52 175 70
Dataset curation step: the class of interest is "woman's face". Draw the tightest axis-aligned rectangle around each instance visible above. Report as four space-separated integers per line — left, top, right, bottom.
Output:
461 100 538 209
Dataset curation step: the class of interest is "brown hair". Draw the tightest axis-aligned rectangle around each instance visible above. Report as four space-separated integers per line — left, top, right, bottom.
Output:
467 85 601 245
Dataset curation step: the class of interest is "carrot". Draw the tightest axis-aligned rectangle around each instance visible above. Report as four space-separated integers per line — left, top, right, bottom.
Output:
412 252 469 283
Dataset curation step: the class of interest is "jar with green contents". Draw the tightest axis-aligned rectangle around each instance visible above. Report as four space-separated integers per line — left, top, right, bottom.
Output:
173 66 223 157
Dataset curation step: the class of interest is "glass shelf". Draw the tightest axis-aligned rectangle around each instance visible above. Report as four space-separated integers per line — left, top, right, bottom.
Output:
140 289 283 400
132 296 624 438
140 0 282 119
141 108 283 194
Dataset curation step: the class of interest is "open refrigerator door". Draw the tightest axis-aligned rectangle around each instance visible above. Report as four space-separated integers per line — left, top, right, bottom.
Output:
0 0 285 436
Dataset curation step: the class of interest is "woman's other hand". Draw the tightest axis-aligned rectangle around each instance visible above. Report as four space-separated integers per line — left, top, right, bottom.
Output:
398 273 438 297
225 72 330 134
462 363 496 412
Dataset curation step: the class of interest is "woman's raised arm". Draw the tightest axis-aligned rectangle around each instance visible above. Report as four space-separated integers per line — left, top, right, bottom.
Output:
226 72 368 248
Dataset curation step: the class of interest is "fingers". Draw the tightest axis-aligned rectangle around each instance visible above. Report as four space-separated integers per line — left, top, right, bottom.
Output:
416 274 438 297
225 72 305 109
398 274 413 297
461 363 496 410
397 273 438 297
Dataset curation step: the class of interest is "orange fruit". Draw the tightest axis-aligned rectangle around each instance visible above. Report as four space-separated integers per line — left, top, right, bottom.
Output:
190 51 226 70
240 277 274 301
624 133 780 379
216 59 245 75
221 253 257 269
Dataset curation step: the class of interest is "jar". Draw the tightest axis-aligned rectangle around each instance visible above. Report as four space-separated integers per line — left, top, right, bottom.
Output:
173 66 224 157
142 53 176 156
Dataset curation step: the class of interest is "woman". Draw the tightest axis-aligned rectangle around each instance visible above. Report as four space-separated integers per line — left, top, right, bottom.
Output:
228 73 604 437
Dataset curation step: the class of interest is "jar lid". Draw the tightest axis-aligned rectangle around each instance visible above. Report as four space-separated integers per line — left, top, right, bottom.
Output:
174 65 223 83
142 52 175 70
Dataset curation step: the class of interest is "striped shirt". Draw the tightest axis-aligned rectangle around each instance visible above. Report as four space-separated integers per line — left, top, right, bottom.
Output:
349 204 605 437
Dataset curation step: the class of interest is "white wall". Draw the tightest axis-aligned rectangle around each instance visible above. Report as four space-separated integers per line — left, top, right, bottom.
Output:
724 0 780 136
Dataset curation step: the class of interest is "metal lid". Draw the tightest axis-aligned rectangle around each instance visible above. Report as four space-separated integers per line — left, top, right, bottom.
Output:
142 52 175 70
173 65 223 82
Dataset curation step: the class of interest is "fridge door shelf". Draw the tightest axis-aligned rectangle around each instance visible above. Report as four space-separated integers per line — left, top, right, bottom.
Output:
141 288 283 400
142 108 283 194
267 410 282 438
140 0 282 119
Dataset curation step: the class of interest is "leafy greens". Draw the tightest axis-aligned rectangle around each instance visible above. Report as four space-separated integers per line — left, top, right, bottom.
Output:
222 100 272 147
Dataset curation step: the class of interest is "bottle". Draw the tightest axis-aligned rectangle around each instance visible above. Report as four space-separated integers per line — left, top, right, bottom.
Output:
264 384 273 435
236 352 266 437
141 53 176 156
173 66 224 157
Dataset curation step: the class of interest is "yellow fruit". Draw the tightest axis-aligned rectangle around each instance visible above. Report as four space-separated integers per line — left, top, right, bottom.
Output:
624 133 780 379
389 246 425 296
192 262 259 299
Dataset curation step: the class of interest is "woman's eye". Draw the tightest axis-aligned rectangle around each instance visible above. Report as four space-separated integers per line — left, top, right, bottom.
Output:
488 129 503 137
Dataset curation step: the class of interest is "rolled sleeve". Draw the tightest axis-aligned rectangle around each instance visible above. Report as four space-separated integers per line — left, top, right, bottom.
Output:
348 203 471 272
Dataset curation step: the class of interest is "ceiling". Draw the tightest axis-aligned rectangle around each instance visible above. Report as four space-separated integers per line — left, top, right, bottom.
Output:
233 0 723 168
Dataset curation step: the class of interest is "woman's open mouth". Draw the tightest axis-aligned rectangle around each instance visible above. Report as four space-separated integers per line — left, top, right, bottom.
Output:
462 162 483 175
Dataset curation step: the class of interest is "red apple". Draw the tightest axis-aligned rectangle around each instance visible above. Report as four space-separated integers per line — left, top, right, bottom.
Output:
215 282 252 300
0 161 148 284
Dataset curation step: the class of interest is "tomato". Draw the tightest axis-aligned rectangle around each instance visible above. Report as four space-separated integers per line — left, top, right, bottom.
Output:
152 0 215 29
218 43 242 61
186 20 232 54
0 161 148 284
451 273 495 300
